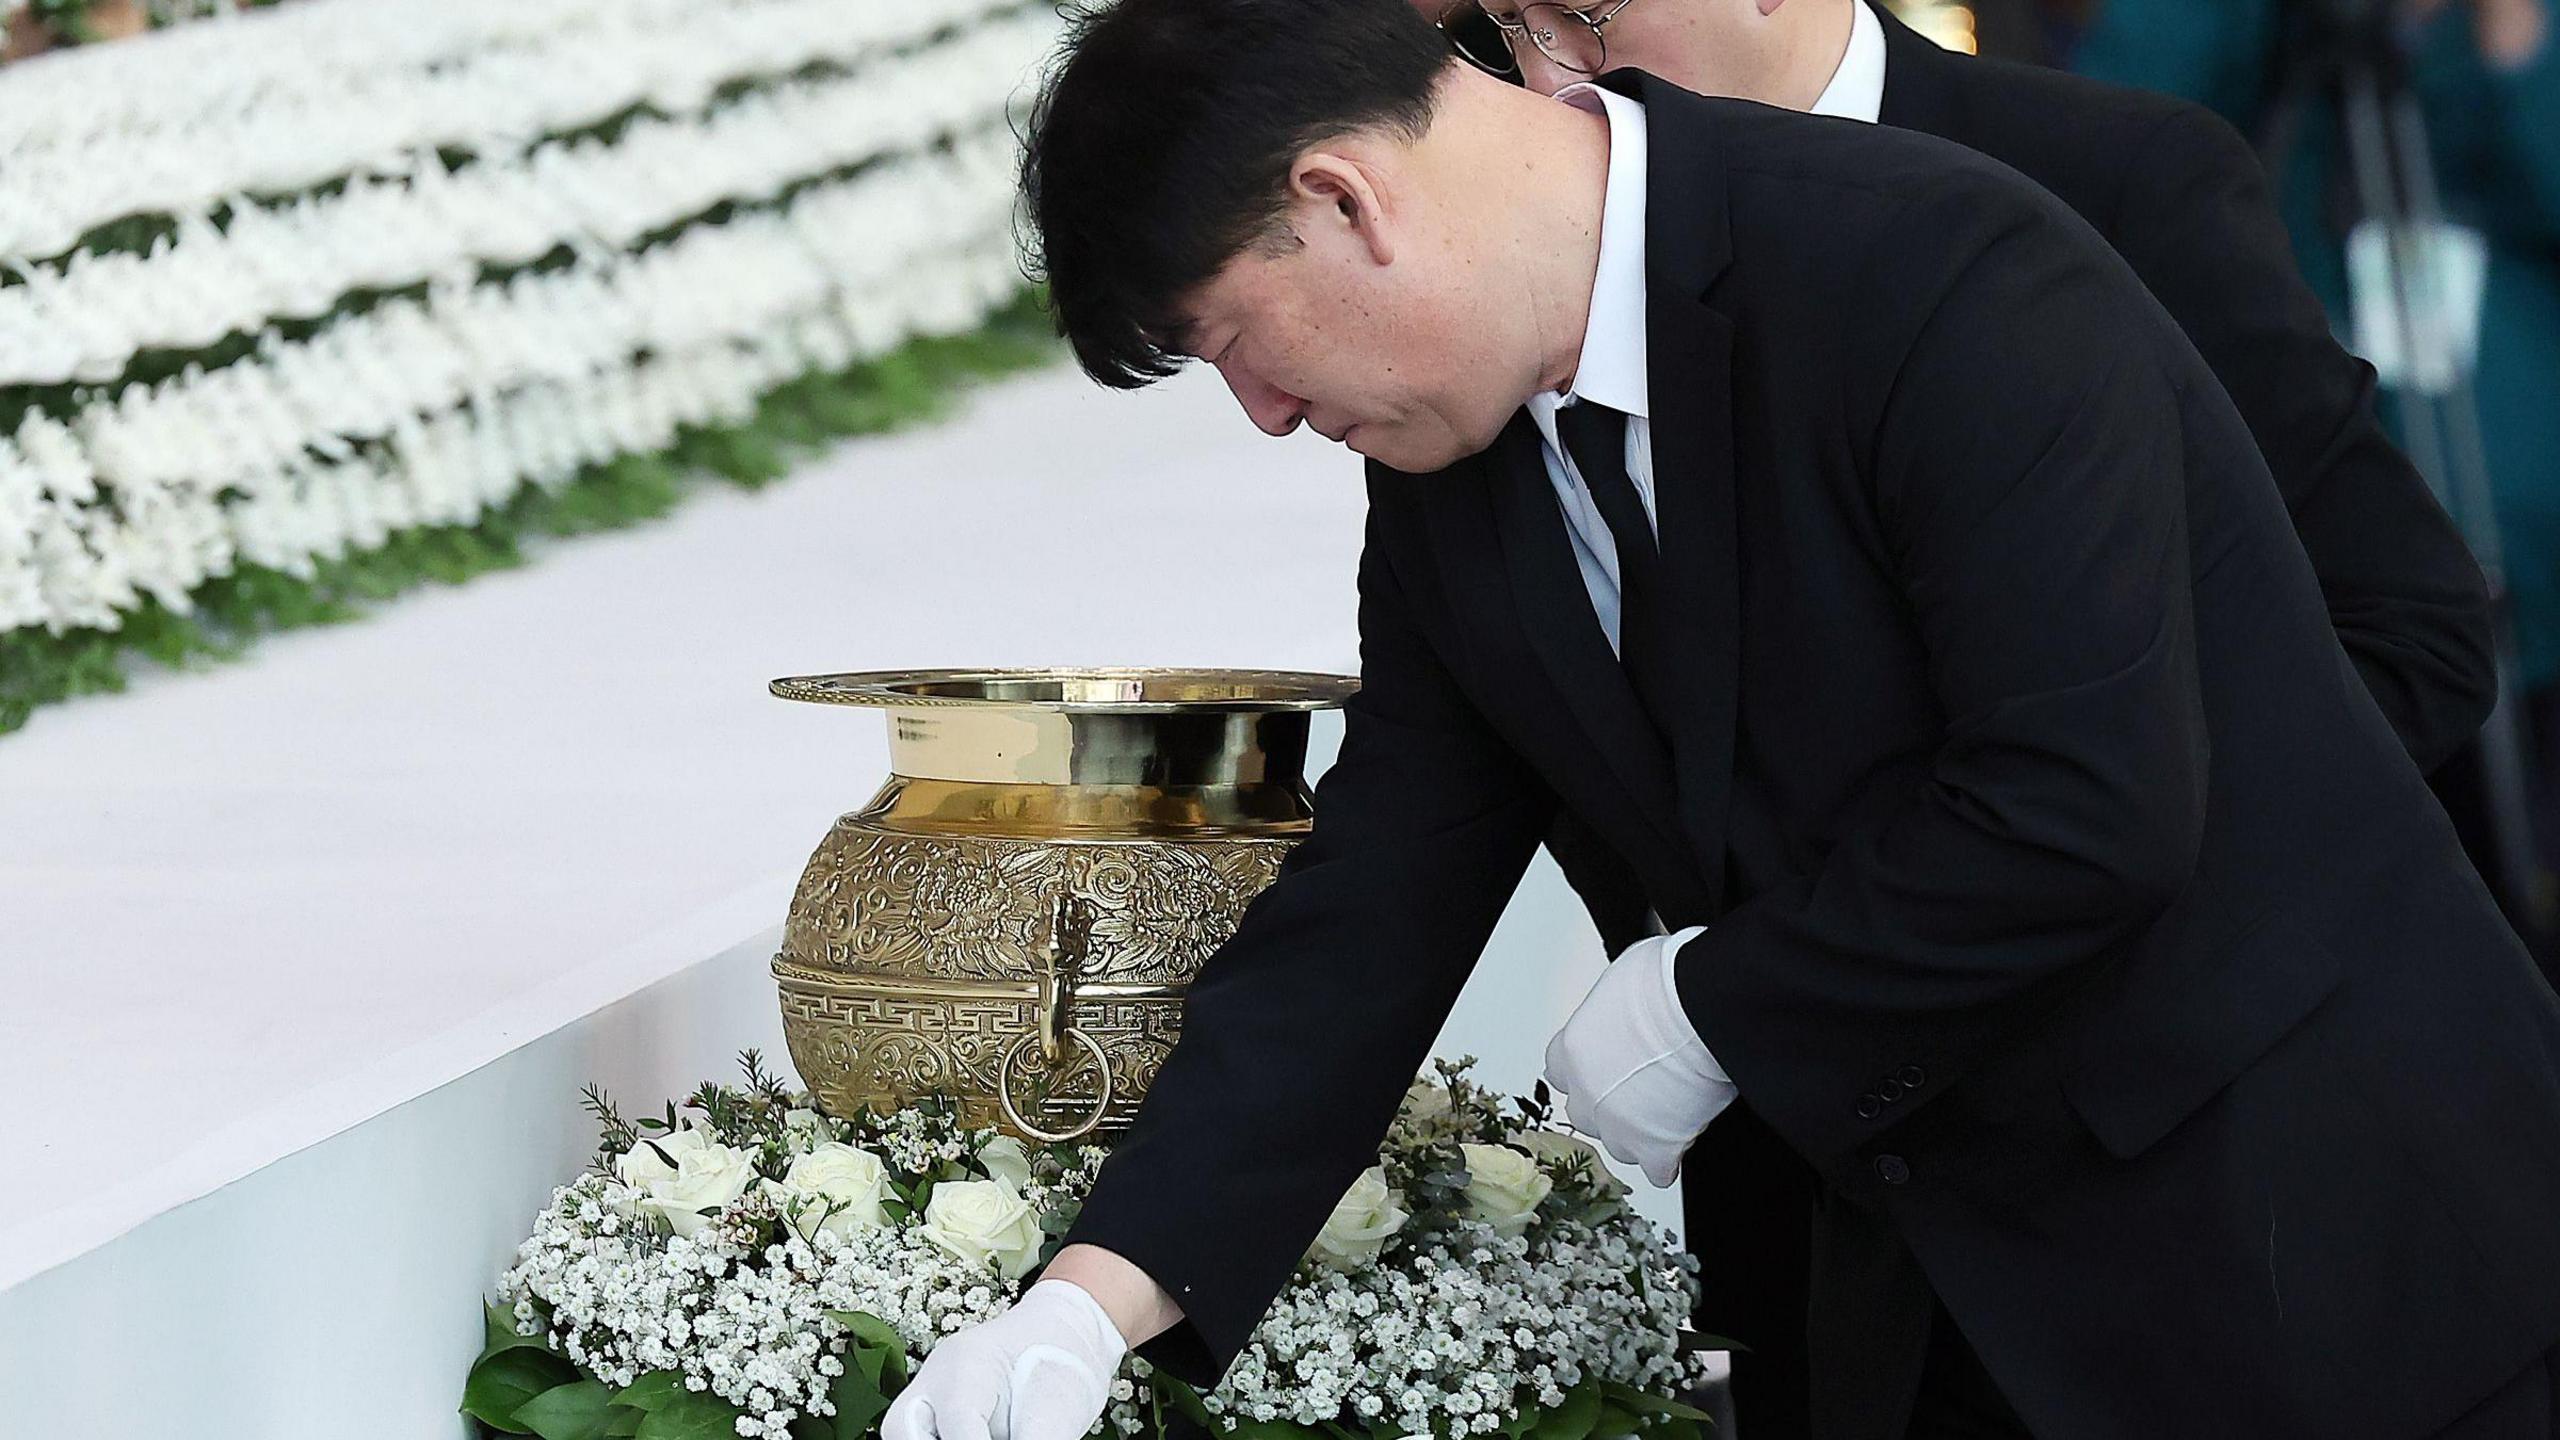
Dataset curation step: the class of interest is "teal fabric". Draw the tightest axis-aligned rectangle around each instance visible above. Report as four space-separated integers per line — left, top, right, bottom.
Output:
2079 1 2560 685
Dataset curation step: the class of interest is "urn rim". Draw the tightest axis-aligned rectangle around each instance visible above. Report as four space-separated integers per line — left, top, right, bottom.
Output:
768 666 1359 714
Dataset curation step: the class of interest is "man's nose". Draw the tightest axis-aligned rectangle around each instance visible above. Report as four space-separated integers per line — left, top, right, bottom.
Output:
1217 361 1306 437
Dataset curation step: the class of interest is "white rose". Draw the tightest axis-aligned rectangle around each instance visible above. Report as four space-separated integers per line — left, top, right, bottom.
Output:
920 1179 1045 1281
1459 1143 1555 1238
1307 1166 1409 1272
771 1143 891 1240
782 1108 837 1155
635 1138 758 1238
613 1125 712 1191
978 1134 1034 1191
1515 1128 1630 1197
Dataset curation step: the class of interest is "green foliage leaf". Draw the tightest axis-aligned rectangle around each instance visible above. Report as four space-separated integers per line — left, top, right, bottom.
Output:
516 1379 624 1440
480 1301 553 1363
828 1363 892 1439
462 1347 580 1433
621 1384 746 1440
1529 1382 1603 1440
823 1309 911 1387
1497 1400 1548 1440
1154 1373 1215 1429
1589 1401 1640 1440
612 1372 686 1413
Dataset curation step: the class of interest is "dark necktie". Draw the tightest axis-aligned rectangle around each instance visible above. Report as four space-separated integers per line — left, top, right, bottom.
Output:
1555 401 1662 676
1558 400 1708 882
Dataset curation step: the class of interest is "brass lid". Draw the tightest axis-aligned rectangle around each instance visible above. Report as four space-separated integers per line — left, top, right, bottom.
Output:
769 667 1359 713
769 667 1358 788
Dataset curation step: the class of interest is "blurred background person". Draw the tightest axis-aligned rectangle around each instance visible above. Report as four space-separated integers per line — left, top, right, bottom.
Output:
1894 0 2094 65
2077 0 2560 951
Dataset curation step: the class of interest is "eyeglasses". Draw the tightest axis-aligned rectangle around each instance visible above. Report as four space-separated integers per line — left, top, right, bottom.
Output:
1440 0 1642 80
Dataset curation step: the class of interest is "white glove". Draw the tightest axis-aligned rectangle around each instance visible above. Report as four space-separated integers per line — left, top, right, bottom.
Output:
1542 928 1737 1187
882 1277 1128 1440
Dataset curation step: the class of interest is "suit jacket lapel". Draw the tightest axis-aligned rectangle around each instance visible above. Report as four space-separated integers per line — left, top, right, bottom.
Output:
1611 72 1747 913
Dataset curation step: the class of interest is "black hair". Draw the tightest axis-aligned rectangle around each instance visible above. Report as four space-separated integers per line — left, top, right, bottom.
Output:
1019 0 1455 389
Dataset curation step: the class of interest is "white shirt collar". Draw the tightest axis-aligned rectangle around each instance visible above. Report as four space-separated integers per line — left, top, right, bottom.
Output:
1809 0 1888 124
1533 21 1882 428
1541 82 1649 420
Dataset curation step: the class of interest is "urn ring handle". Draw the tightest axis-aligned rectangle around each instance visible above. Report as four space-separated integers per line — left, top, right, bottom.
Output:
997 893 1115 1143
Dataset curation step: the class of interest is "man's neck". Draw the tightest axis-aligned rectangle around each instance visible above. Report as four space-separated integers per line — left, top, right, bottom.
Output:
1518 98 1613 399
1428 67 1614 405
1758 0 1862 112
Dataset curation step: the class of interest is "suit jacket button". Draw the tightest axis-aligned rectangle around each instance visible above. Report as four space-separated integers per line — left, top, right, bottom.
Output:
1875 1154 1911 1186
1857 1093 1884 1119
1878 1078 1905 1103
1898 1064 1928 1088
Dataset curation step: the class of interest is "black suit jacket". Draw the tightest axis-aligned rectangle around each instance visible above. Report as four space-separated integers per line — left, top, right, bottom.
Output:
1063 76 2560 1439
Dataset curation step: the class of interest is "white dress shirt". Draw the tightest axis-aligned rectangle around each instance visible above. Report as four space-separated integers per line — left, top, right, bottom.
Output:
1528 83 1657 660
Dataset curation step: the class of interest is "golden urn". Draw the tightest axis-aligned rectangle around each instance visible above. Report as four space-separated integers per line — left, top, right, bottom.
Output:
768 667 1357 1142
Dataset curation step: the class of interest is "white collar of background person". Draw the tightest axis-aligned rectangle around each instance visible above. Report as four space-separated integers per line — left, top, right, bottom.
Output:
1813 0 1887 124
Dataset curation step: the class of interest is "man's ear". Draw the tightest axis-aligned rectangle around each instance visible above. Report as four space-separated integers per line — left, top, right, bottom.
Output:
1289 151 1397 267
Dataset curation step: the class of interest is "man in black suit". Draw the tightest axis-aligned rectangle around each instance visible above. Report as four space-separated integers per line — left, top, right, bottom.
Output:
1412 2 2509 1430
880 1 2560 1436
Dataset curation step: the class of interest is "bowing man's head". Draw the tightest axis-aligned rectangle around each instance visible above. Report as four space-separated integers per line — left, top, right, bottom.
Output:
1021 0 1614 474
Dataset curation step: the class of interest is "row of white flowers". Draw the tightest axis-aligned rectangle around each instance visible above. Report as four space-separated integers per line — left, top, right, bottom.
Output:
38 127 1017 500
1 0 1059 644
0 0 1035 258
0 10 1057 385
0 233 1023 634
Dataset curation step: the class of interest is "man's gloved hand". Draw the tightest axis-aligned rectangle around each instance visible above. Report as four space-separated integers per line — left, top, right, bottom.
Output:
1542 928 1737 1187
882 1277 1128 1440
